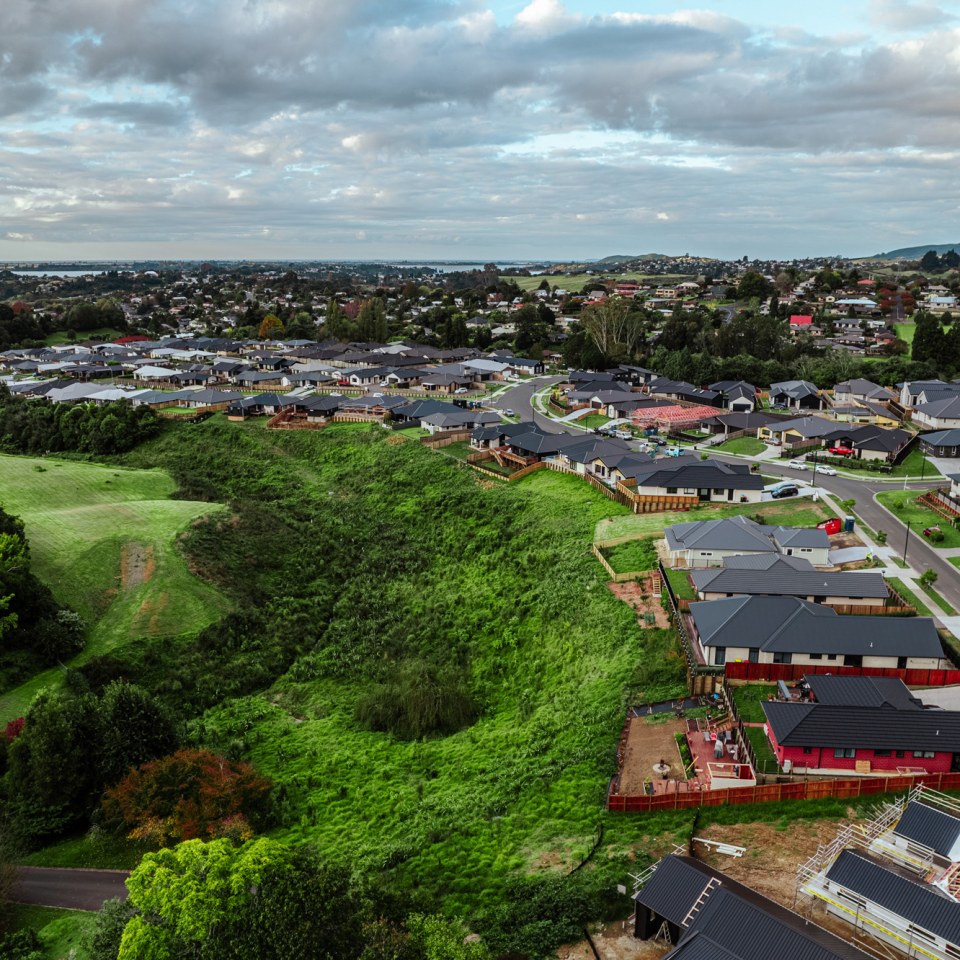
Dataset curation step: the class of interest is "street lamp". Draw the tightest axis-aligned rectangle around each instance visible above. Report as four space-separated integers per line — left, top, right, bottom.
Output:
902 520 912 566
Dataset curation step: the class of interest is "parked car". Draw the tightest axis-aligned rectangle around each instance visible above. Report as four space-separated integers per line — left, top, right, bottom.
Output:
787 459 808 470
829 446 854 456
505 408 515 417
614 429 633 441
817 466 837 476
771 484 799 499
454 387 469 394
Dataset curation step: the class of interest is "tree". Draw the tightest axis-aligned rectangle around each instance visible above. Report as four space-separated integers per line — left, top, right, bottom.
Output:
921 250 941 273
118 839 368 960
919 569 939 588
258 314 284 340
580 298 642 360
102 748 271 847
356 299 388 342
737 271 772 301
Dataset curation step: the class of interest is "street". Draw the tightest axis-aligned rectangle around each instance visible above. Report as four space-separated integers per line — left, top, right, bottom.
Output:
10 866 130 911
494 376 960 611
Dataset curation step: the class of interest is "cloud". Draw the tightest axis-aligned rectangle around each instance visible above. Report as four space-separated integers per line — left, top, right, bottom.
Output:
868 0 955 30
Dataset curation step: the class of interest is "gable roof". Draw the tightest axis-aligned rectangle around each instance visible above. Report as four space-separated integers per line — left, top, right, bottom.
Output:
763 701 960 752
825 851 960 944
893 801 960 858
916 395 960 420
691 560 888 601
921 429 960 447
805 675 922 710
630 460 765 492
690 596 943 659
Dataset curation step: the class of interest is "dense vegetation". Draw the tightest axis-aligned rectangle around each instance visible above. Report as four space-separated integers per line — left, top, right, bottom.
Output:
0 388 159 456
0 419 689 956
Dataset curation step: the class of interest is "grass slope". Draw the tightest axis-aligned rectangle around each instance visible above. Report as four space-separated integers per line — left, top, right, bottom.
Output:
7 905 95 960
0 455 229 721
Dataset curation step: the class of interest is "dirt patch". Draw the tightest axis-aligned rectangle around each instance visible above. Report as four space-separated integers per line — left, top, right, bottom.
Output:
693 818 853 909
608 581 671 629
559 922 671 960
120 542 156 589
618 716 688 796
132 592 170 636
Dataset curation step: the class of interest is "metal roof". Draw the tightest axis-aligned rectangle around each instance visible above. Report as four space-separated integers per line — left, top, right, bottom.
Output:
634 855 720 927
690 596 943 659
763 701 960 752
894 802 960 858
806 676 922 710
691 563 887 600
825 850 960 944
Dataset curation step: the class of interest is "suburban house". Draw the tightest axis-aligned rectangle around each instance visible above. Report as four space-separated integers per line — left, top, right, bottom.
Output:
666 515 831 568
758 415 838 448
708 380 758 412
699 410 789 438
769 379 824 410
646 378 723 407
833 378 896 406
914 396 960 431
689 555 889 606
819 424 912 462
802 850 960 959
899 380 960 409
625 459 766 505
633 854 872 960
763 697 960 775
921 429 960 458
803 674 926 710
884 797 960 867
689 595 946 668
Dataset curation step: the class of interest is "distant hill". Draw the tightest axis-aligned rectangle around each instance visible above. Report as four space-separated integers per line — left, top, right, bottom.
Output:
593 253 670 264
873 243 960 259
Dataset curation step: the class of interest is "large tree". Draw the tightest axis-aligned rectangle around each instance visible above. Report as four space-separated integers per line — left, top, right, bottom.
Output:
580 297 643 360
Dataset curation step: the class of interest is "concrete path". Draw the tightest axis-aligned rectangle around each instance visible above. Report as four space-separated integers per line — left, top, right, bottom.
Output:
11 866 130 912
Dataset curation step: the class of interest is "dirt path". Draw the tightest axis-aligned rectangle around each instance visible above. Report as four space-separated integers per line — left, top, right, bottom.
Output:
120 542 156 589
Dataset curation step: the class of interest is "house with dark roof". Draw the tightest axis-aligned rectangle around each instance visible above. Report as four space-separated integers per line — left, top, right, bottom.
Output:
921 429 960 458
819 424 912 462
709 380 758 412
805 674 925 710
887 799 960 866
627 459 766 505
690 555 889 606
666 515 831 568
699 409 790 437
634 854 872 960
769 379 823 410
690 595 946 669
763 698 960 774
803 849 960 958
758 415 838 447
915 395 960 431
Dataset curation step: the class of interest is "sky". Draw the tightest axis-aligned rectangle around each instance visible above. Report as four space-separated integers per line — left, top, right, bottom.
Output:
1 0 959 263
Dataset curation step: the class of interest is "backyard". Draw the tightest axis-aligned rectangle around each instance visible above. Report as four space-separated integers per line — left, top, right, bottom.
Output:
876 490 960 548
715 437 766 456
595 498 833 542
600 537 660 575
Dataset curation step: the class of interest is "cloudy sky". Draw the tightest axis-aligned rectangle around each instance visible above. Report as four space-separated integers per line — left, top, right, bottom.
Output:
1 0 959 262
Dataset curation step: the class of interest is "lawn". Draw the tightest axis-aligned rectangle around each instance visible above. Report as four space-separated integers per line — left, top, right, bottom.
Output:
601 536 659 574
6 904 96 959
824 447 941 479
730 683 778 723
665 568 696 601
44 326 126 346
580 413 612 429
876 490 960 548
595 498 832 542
0 455 230 721
715 437 766 456
508 271 693 293
887 578 934 617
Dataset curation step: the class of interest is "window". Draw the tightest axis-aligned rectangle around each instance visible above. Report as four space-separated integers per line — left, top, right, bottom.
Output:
875 750 891 757
699 552 713 556
896 751 905 758
667 487 678 494
914 751 936 759
897 657 907 669
827 654 838 661
773 652 792 664
714 647 726 666
810 653 822 661
834 748 856 759
803 747 812 755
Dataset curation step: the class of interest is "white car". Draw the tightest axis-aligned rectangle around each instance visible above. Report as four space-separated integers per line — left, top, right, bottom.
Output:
787 459 808 470
817 465 837 476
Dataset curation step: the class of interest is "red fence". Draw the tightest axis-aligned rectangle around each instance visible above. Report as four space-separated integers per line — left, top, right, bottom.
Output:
608 771 960 813
723 662 960 687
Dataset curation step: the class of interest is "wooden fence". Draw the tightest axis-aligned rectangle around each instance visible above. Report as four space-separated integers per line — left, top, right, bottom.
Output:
420 430 473 448
724 661 960 686
608 771 960 813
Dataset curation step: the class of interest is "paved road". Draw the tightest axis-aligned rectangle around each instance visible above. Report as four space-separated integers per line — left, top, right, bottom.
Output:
10 866 130 911
500 376 960 610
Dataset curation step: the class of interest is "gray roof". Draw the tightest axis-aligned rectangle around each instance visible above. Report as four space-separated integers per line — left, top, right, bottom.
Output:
691 560 888 601
825 851 960 944
916 395 960 420
631 460 765 492
771 379 820 399
667 515 828 556
637 856 871 960
772 526 831 549
766 415 837 438
805 675 922 709
690 596 943 659
921 429 960 448
893 801 960 858
763 701 960 752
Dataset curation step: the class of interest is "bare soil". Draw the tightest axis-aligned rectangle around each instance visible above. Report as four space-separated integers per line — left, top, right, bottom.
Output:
618 716 687 795
559 923 671 960
608 581 672 629
120 542 156 589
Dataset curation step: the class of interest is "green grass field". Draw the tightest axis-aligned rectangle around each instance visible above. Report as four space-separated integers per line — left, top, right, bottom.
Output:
507 272 694 293
601 536 659 574
595 498 832 542
0 455 230 721
886 578 934 617
876 490 960 548
6 904 95 959
44 327 126 346
715 437 766 456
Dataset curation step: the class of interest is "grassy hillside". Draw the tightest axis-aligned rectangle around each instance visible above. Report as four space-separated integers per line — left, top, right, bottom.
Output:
507 272 694 292
0 455 229 720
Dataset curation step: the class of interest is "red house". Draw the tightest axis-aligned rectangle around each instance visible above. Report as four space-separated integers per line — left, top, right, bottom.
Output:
762 690 960 775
